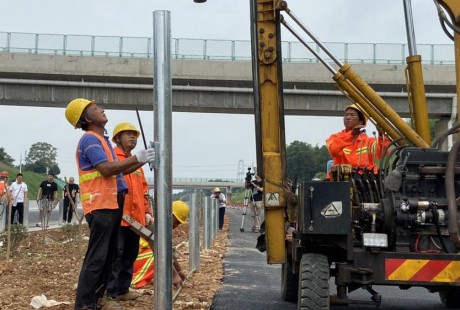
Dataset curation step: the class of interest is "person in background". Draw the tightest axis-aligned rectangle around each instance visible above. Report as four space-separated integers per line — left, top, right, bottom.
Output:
0 171 9 224
65 98 155 310
9 173 28 225
249 175 264 232
107 122 154 302
36 172 58 227
210 187 226 230
62 177 80 224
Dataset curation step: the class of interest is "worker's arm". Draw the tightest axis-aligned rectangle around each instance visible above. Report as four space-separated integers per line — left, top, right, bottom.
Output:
173 258 186 281
326 131 354 158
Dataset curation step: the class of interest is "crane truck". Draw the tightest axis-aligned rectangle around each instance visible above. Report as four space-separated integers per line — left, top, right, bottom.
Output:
195 0 460 308
248 0 460 309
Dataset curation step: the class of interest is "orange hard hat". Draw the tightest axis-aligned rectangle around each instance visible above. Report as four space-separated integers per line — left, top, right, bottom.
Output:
0 171 8 178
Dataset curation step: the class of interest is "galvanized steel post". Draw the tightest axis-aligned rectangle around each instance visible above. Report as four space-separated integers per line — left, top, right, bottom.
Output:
210 198 216 240
203 197 211 250
189 192 201 271
153 10 173 310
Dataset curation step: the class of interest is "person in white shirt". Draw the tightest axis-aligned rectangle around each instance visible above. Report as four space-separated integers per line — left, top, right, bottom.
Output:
8 173 28 225
210 187 227 230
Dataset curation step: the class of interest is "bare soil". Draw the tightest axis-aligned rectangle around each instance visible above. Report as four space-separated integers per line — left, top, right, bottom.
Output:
0 220 228 309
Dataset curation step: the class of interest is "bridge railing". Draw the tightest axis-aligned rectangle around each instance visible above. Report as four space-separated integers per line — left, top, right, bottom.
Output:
146 177 241 185
0 31 455 65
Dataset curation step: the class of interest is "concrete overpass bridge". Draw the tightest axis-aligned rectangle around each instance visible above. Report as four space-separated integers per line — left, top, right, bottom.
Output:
0 31 457 120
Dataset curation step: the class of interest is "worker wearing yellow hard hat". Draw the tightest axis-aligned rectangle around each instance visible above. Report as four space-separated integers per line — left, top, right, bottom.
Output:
107 121 153 302
65 98 156 310
131 200 190 289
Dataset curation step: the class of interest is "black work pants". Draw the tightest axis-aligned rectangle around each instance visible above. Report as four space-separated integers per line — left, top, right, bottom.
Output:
107 226 141 297
219 207 226 230
63 198 76 223
74 193 124 310
12 202 24 224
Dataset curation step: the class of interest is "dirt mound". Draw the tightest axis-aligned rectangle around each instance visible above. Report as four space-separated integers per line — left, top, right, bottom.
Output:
0 221 228 309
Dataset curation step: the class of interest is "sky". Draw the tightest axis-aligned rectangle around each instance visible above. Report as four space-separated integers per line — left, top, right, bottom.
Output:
0 0 455 181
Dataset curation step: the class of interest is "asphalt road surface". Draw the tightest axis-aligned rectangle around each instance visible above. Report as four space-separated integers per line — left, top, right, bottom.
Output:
211 207 446 310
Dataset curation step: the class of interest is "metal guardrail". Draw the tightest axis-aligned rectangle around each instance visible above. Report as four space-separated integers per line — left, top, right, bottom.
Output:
0 31 455 65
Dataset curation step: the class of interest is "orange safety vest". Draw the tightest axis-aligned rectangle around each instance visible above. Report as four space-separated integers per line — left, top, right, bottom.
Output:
131 238 154 289
77 131 118 215
0 181 6 195
114 146 151 226
326 129 389 174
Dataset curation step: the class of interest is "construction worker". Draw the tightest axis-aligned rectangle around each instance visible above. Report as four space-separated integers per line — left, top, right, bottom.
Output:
107 122 154 302
65 98 155 310
36 172 58 227
210 187 226 230
131 200 189 289
0 171 9 225
326 104 388 174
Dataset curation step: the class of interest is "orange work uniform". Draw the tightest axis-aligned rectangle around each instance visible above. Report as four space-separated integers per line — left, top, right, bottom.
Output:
326 129 388 174
114 146 151 226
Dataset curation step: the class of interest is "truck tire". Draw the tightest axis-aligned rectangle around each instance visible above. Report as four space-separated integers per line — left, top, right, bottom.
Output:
439 288 460 308
281 261 298 302
297 253 329 310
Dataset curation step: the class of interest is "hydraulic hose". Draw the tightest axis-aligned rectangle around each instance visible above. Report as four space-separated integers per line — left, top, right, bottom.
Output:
445 139 460 247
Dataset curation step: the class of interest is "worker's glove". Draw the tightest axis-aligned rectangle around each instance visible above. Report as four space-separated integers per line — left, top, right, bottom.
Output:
135 148 156 164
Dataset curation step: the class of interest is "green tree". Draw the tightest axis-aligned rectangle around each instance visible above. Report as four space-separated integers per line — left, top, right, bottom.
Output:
0 147 15 165
286 141 330 182
24 142 60 175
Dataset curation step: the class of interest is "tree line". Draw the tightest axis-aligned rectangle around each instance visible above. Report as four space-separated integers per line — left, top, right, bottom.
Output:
0 142 61 175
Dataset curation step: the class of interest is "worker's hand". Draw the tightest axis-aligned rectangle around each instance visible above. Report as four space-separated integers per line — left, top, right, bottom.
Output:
352 125 366 136
145 213 154 224
135 148 156 164
178 270 187 282
173 270 182 288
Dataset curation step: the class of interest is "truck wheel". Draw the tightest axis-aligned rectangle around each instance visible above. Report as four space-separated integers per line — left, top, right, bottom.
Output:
439 288 460 308
297 253 329 310
281 260 298 302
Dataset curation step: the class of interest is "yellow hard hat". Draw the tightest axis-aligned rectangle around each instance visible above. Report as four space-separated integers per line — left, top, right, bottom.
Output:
344 104 368 125
172 200 189 224
213 187 221 193
112 122 140 142
65 98 95 128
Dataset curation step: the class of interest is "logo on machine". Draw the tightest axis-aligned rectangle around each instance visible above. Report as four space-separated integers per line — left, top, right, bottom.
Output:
321 201 342 218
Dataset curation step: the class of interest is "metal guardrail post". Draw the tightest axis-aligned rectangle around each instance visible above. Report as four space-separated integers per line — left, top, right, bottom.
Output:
23 199 29 228
203 197 211 250
213 198 219 236
189 192 200 271
119 37 123 57
63 35 67 55
153 10 173 310
211 198 216 240
6 32 11 52
203 39 207 60
91 36 95 56
34 34 39 54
